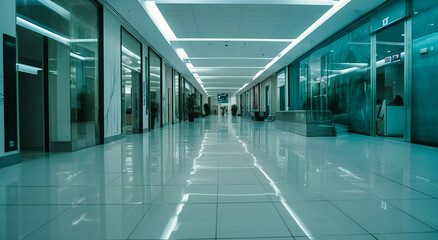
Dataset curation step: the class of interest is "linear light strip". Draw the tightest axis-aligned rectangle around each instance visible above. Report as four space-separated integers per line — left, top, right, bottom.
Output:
195 67 265 69
143 1 176 42
17 63 42 75
122 46 141 60
38 0 70 20
17 16 70 45
187 57 274 60
172 38 294 42
246 0 351 92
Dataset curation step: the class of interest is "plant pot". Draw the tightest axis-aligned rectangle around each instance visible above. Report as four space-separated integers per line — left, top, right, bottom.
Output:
150 116 156 129
188 113 195 122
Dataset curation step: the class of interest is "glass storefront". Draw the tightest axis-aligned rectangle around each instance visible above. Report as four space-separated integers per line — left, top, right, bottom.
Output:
121 28 142 134
149 49 161 129
412 1 438 146
288 21 371 134
174 70 180 122
16 0 101 151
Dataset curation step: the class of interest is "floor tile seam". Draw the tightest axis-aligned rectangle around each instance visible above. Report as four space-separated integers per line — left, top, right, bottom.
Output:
307 184 378 239
104 172 130 186
325 161 437 199
21 204 74 240
215 141 220 240
244 149 296 239
337 178 438 232
126 172 178 239
327 158 438 190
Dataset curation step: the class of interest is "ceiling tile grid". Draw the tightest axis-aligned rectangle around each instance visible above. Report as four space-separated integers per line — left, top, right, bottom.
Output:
152 1 334 95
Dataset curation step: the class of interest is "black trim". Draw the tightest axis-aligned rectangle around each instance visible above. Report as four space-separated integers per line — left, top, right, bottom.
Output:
121 26 144 134
0 153 20 168
148 48 151 131
3 34 18 152
98 2 104 144
160 55 163 128
43 37 50 152
139 42 144 132
120 27 123 134
104 134 124 143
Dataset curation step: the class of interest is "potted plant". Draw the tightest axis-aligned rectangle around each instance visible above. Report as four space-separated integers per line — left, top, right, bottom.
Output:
186 93 197 122
150 100 159 129
231 104 238 116
203 103 210 116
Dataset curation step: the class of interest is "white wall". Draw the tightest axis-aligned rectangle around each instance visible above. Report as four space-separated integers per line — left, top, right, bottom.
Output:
104 7 151 138
103 7 122 138
0 0 17 158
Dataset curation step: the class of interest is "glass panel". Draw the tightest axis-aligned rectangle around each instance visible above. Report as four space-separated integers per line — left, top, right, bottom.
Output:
277 70 286 111
348 22 371 134
174 70 180 121
412 4 438 146
121 29 141 134
375 22 405 137
149 50 161 128
413 0 438 14
17 0 101 150
299 59 309 110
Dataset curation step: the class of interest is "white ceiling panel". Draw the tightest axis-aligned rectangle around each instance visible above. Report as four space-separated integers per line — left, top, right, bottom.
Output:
157 3 332 39
175 41 290 58
189 58 271 68
196 68 261 76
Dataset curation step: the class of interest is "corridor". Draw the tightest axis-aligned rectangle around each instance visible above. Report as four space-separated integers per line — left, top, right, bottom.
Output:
1 116 438 239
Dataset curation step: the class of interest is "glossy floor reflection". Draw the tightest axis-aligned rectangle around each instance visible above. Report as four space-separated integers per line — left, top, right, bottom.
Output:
1 116 438 239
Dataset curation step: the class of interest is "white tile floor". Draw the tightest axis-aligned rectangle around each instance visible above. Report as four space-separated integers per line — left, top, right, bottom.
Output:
1 116 438 239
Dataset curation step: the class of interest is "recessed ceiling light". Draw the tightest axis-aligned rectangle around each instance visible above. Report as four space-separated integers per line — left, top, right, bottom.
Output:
171 38 294 42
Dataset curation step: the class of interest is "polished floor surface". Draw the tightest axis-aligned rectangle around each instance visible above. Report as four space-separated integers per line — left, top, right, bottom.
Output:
1 116 438 239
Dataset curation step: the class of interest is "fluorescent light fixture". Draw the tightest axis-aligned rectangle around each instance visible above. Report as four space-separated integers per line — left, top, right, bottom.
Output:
237 83 249 92
187 57 274 60
16 17 69 45
253 70 264 80
142 1 176 42
248 0 351 87
186 63 195 71
17 63 42 75
195 67 265 69
172 38 294 42
122 46 141 60
70 39 98 43
70 52 95 61
38 0 70 20
176 48 189 60
205 86 241 89
200 76 254 78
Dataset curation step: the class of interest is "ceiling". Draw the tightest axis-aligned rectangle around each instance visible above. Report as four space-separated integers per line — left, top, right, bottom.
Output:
154 0 333 95
103 0 387 96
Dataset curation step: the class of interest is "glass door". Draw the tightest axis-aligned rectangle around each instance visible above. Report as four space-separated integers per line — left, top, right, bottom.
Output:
374 21 405 139
265 85 270 116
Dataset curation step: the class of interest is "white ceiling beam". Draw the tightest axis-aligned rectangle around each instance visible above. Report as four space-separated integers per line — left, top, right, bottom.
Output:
171 38 294 42
155 0 333 5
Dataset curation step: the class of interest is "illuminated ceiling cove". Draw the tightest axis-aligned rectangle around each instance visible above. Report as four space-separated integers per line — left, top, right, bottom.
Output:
140 0 356 96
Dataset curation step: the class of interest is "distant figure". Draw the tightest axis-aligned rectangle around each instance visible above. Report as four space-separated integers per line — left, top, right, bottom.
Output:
391 95 404 106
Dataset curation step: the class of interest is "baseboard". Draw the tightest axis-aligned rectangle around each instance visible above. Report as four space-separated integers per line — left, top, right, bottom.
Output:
0 153 20 168
104 134 123 143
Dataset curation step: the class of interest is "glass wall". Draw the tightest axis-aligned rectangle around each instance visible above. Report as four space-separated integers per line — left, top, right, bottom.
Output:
174 70 180 122
277 69 286 111
149 49 161 129
17 0 101 151
121 28 142 134
289 22 371 134
412 1 438 146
